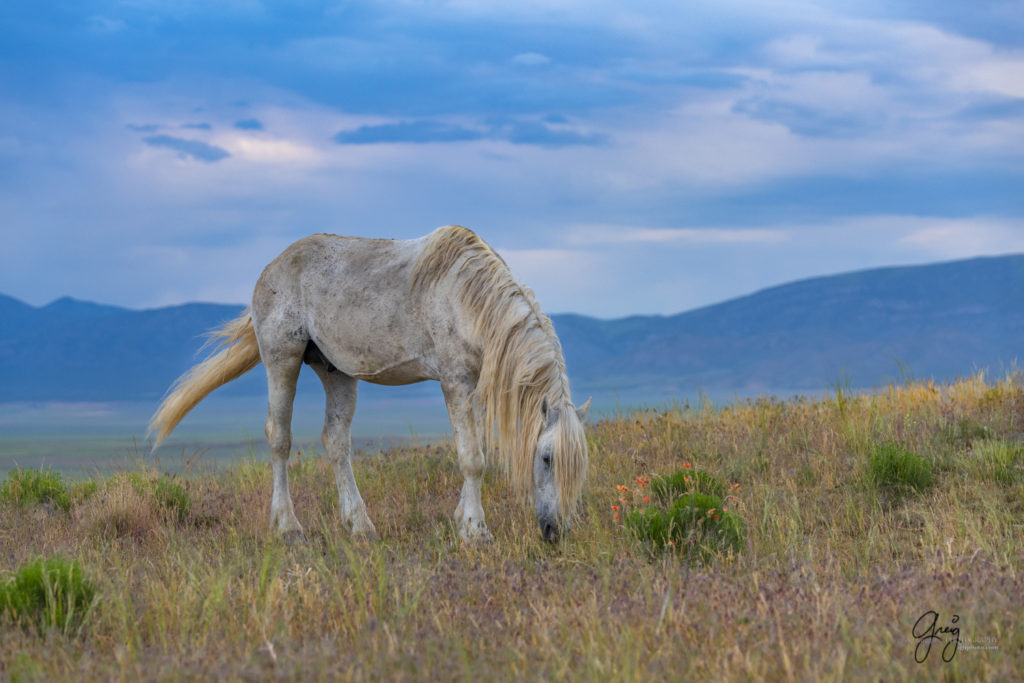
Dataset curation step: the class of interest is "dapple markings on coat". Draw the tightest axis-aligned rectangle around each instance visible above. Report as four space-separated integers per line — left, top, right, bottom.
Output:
149 226 589 543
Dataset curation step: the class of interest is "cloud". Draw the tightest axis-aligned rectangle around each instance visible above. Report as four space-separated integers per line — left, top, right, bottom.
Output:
2 0 1023 319
226 135 321 165
142 135 231 163
498 121 608 148
894 219 1024 258
572 226 791 245
334 120 484 144
511 52 551 66
334 118 606 147
495 247 604 313
234 118 264 131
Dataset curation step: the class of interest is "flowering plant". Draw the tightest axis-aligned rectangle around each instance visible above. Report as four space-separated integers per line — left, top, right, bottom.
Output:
614 466 745 562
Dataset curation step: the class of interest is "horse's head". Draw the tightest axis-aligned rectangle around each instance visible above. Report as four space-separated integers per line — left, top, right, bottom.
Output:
534 396 591 542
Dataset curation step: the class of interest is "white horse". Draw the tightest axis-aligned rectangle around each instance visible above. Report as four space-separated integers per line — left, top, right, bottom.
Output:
149 225 589 543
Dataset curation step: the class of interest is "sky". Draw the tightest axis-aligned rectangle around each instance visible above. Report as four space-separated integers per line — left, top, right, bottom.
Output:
1 0 1022 319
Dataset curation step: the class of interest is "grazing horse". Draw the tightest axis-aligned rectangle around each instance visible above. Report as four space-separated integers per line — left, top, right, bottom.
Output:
149 225 590 543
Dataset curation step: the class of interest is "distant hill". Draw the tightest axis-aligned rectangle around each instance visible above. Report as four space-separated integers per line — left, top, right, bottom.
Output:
1 254 1021 402
556 254 1024 396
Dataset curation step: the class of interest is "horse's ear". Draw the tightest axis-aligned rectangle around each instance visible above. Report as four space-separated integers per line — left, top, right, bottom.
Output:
541 397 559 429
576 397 592 421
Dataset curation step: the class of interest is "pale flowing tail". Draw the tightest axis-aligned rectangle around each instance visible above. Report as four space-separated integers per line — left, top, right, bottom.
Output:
148 310 262 450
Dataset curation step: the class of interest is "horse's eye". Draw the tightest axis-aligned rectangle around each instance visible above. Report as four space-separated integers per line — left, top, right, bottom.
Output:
543 454 551 468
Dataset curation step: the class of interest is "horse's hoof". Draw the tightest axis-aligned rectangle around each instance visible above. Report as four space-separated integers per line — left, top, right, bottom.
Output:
282 529 307 546
460 526 494 545
352 528 380 543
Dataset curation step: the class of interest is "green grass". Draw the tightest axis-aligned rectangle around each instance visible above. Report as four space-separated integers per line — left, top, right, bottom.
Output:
0 556 97 636
0 467 72 512
0 372 1022 680
866 441 935 500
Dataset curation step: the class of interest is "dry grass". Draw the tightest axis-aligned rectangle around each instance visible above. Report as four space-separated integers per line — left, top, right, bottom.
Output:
1 373 1022 680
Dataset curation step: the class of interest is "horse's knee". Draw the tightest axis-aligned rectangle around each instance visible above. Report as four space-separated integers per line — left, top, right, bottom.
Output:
266 418 291 456
321 422 352 459
459 449 485 478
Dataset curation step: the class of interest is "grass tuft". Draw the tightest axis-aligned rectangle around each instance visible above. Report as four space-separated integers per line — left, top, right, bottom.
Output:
0 556 97 636
971 440 1024 486
866 441 934 500
0 467 72 512
649 467 725 501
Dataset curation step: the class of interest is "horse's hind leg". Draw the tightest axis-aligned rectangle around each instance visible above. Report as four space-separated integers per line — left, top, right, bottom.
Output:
263 346 306 543
311 363 378 540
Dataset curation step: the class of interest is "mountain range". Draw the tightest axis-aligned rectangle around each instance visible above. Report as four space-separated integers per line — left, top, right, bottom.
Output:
2 254 1022 403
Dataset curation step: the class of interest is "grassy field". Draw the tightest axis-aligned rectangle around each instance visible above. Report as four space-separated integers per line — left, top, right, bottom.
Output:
1 373 1022 680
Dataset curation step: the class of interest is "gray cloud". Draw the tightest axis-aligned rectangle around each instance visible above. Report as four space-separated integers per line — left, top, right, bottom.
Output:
498 121 608 148
334 119 606 148
334 121 484 144
142 135 230 163
234 118 264 131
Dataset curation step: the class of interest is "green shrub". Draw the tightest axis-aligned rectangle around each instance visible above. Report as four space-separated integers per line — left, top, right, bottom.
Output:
622 469 745 562
0 468 72 512
649 469 725 502
0 556 97 635
867 442 934 498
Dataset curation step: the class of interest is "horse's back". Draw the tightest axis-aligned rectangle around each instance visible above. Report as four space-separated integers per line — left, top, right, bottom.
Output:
251 232 445 384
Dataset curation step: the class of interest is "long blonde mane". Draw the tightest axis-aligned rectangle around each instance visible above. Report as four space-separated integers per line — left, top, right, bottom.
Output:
412 225 587 516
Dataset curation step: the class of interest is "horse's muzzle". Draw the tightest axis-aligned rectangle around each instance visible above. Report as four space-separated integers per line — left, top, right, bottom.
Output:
539 517 561 543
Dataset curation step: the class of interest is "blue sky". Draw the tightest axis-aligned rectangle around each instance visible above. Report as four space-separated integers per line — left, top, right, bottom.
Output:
1 0 1022 318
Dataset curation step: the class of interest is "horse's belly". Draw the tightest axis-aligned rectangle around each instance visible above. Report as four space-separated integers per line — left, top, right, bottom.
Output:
350 358 434 386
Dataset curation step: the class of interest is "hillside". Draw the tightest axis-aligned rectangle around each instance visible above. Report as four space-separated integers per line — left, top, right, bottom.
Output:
1 254 1022 402
556 253 1024 395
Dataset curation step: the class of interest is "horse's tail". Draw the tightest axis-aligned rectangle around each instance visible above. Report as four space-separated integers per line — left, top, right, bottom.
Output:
148 310 261 451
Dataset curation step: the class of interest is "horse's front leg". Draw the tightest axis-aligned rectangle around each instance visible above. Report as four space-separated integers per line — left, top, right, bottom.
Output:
442 379 493 543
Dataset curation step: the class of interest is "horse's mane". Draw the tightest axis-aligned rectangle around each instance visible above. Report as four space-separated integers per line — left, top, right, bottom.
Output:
412 225 587 516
